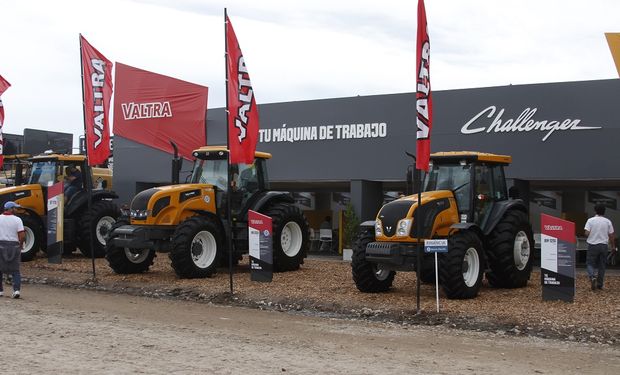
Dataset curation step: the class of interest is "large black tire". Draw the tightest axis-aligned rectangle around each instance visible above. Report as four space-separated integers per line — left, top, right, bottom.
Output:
440 230 484 299
261 203 310 272
105 220 156 274
485 210 534 288
351 228 395 292
78 200 120 258
170 216 222 278
18 214 43 262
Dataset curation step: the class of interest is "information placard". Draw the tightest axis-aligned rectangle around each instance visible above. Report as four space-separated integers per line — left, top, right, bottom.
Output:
248 210 273 282
541 214 575 302
46 182 64 264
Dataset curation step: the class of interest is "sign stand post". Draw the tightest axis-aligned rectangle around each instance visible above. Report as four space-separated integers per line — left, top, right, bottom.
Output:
424 239 448 312
541 214 576 302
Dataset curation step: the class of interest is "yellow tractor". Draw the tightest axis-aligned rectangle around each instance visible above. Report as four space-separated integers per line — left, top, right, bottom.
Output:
352 151 534 299
0 153 120 261
105 146 310 278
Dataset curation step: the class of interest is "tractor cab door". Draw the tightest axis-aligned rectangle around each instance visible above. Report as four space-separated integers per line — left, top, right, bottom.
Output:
473 164 508 228
231 158 268 218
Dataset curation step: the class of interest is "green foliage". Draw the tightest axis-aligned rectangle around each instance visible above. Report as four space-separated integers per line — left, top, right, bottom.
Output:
343 202 360 248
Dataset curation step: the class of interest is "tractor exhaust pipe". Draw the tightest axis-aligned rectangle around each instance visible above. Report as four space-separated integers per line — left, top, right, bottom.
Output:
170 141 183 184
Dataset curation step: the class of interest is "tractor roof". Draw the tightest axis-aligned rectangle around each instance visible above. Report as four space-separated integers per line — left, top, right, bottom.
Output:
192 146 272 160
29 154 87 162
430 151 512 165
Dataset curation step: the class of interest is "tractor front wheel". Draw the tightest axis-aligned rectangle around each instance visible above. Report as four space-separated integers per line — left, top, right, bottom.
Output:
440 230 484 299
170 216 222 278
351 228 395 292
18 214 43 262
105 221 156 274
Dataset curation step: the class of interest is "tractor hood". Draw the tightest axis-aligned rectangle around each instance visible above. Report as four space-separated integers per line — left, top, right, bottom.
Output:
376 190 456 239
129 183 217 225
0 184 42 209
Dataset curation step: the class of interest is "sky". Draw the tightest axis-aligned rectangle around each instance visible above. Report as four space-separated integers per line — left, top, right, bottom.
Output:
1 0 619 150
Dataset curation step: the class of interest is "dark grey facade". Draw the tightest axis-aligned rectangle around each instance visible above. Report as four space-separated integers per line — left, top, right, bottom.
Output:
113 79 620 241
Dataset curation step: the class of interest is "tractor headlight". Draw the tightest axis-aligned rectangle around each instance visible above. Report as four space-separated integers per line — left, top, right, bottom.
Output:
130 209 151 219
397 219 412 236
375 220 383 237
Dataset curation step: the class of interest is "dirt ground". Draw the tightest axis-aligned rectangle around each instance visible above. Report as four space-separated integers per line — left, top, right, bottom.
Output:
14 252 620 347
2 284 620 375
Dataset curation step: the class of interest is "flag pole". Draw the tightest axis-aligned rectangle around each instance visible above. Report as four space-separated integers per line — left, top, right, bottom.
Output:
415 168 422 315
79 34 97 280
224 8 235 295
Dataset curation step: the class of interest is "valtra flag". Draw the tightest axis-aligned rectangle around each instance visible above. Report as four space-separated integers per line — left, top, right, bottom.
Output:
415 0 433 172
80 35 113 166
113 63 209 160
226 14 259 164
0 74 11 169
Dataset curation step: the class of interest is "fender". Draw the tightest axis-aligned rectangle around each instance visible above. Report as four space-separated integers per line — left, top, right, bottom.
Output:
17 207 45 230
66 190 119 217
482 199 528 235
246 191 294 216
360 220 375 229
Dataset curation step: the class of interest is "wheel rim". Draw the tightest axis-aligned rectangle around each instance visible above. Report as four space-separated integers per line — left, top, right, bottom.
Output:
462 247 480 287
96 216 116 246
124 248 150 264
191 231 217 268
513 230 530 271
22 226 35 254
373 264 391 281
281 221 303 257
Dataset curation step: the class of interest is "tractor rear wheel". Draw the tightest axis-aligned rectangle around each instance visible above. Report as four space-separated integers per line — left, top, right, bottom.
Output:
261 203 309 272
351 228 395 292
18 214 43 262
78 200 120 258
170 216 222 278
105 220 156 274
485 210 534 288
440 230 484 299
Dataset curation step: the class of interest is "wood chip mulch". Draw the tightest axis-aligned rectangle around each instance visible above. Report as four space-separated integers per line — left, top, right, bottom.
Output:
19 253 620 345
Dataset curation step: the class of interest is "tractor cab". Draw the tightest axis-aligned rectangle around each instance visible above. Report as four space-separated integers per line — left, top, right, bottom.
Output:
424 152 511 231
189 146 271 217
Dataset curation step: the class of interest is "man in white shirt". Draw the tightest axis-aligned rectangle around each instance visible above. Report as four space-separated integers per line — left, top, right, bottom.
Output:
0 201 25 298
584 204 617 291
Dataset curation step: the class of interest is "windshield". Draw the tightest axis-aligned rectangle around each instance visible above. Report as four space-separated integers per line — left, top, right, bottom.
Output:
424 163 471 212
190 159 228 190
28 161 58 186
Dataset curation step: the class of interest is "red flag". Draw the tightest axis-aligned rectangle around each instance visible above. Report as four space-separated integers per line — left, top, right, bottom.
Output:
80 35 113 166
0 74 11 169
415 0 432 172
226 15 259 164
113 63 208 160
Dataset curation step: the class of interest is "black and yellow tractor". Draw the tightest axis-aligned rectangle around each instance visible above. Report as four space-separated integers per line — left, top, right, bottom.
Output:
105 146 310 278
0 154 31 187
352 151 534 299
0 153 120 261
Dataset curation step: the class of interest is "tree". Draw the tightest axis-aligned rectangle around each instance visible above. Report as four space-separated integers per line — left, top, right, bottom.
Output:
343 202 360 249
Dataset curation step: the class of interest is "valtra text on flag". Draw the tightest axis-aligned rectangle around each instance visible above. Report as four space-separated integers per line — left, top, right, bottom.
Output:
415 0 432 172
226 15 259 165
80 35 113 166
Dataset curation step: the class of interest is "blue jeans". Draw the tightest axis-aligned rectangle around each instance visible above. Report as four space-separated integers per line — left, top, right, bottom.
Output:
586 243 608 288
0 271 21 292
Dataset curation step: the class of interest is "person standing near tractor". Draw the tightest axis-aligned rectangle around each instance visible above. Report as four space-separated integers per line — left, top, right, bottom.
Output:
584 204 617 291
0 201 25 298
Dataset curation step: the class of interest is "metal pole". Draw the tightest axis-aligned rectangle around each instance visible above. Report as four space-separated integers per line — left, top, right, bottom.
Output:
415 168 422 314
224 8 234 295
79 34 97 280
